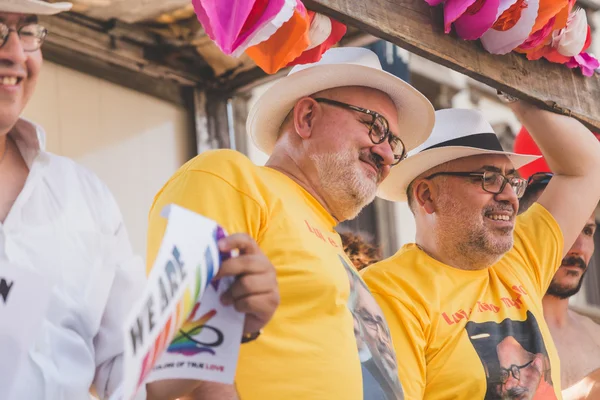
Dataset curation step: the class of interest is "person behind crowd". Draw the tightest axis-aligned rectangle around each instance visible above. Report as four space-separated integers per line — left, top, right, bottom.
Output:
361 98 600 399
340 230 383 270
515 127 600 400
147 47 435 399
0 1 279 399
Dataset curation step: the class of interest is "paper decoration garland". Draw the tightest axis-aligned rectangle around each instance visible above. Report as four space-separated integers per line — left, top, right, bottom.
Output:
191 0 348 75
429 0 598 75
454 0 503 40
286 11 347 66
245 0 311 74
191 0 297 56
553 7 588 57
230 0 297 57
480 0 540 55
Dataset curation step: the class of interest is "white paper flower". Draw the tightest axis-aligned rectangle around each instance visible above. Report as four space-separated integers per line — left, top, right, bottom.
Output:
552 7 587 57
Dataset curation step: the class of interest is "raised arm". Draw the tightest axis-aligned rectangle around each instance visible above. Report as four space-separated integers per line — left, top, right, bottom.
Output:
507 102 600 256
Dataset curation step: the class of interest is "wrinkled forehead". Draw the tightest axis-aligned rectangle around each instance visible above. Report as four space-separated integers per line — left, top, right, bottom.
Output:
497 337 532 365
0 13 38 25
443 154 517 175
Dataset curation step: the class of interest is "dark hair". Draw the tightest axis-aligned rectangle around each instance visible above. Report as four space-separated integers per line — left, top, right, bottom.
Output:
517 184 547 215
339 231 382 270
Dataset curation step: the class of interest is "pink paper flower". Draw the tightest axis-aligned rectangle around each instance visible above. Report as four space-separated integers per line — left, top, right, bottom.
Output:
519 16 555 50
565 52 599 76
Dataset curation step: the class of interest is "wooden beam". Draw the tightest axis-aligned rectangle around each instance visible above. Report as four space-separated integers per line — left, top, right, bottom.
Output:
40 13 211 106
80 0 192 23
304 0 600 131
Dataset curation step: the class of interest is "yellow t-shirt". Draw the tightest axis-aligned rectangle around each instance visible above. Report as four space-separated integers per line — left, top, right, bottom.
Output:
361 203 564 400
147 149 404 400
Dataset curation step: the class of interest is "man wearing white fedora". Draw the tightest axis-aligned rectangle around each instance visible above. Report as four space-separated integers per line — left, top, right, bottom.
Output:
0 1 279 399
361 101 600 399
148 46 435 399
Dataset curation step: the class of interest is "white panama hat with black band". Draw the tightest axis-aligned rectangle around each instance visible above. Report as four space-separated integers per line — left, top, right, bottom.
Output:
377 108 541 202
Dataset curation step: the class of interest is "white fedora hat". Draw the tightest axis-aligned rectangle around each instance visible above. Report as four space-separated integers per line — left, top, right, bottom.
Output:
246 47 435 155
0 0 72 15
377 108 540 202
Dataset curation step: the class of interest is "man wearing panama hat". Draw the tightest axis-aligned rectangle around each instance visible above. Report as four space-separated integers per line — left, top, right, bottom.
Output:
148 46 435 399
0 2 280 399
361 100 600 399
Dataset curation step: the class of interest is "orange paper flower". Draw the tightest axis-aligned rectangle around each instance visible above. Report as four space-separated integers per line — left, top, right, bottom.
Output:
287 12 347 66
246 0 311 74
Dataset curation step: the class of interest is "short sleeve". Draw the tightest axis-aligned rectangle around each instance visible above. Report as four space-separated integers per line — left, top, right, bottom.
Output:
511 203 564 296
146 160 266 273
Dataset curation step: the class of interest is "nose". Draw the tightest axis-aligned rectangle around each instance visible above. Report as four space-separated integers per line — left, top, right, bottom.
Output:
503 375 519 390
0 31 28 65
375 324 390 344
371 139 395 166
494 179 519 210
568 231 593 259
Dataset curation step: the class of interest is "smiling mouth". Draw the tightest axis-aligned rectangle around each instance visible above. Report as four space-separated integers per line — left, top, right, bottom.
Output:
485 214 511 221
0 76 22 86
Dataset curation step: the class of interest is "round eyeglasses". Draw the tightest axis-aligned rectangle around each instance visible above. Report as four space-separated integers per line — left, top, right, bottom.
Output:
424 170 528 198
314 97 407 165
499 359 534 384
0 23 48 52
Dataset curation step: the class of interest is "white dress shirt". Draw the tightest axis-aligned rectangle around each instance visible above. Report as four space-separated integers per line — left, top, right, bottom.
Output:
2 119 146 399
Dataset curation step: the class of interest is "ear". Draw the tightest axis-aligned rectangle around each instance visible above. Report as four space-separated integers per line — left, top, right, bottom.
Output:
293 97 320 140
414 180 436 214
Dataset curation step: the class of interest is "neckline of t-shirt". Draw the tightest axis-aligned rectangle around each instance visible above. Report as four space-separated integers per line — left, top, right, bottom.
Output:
260 165 338 229
406 243 490 277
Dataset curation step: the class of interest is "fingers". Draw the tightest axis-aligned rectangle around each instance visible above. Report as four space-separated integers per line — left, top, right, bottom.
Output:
215 253 269 280
218 233 259 255
231 291 280 319
221 269 277 305
211 233 279 333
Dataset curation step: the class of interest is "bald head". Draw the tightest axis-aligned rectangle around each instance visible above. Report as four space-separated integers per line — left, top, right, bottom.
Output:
268 86 399 221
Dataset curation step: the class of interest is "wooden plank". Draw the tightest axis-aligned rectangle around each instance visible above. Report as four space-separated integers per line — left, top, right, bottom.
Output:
304 0 600 131
40 13 212 106
80 0 192 23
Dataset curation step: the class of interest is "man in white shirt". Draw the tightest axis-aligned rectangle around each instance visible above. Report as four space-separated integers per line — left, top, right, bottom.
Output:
0 1 279 399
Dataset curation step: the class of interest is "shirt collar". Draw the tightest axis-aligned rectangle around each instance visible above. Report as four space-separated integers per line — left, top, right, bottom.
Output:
8 118 46 167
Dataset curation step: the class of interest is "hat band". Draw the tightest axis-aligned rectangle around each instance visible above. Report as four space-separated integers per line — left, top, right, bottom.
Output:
424 133 503 152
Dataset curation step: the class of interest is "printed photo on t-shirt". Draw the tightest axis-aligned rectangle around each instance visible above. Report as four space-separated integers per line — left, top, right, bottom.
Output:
465 311 557 400
340 255 404 400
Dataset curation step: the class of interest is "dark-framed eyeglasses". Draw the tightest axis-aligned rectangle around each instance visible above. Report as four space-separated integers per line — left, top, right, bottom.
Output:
423 170 528 198
314 97 407 166
0 23 48 52
499 359 534 384
527 172 553 187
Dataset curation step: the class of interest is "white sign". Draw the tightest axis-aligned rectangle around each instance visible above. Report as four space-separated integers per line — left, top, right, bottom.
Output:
0 263 52 400
146 273 244 384
118 205 244 400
